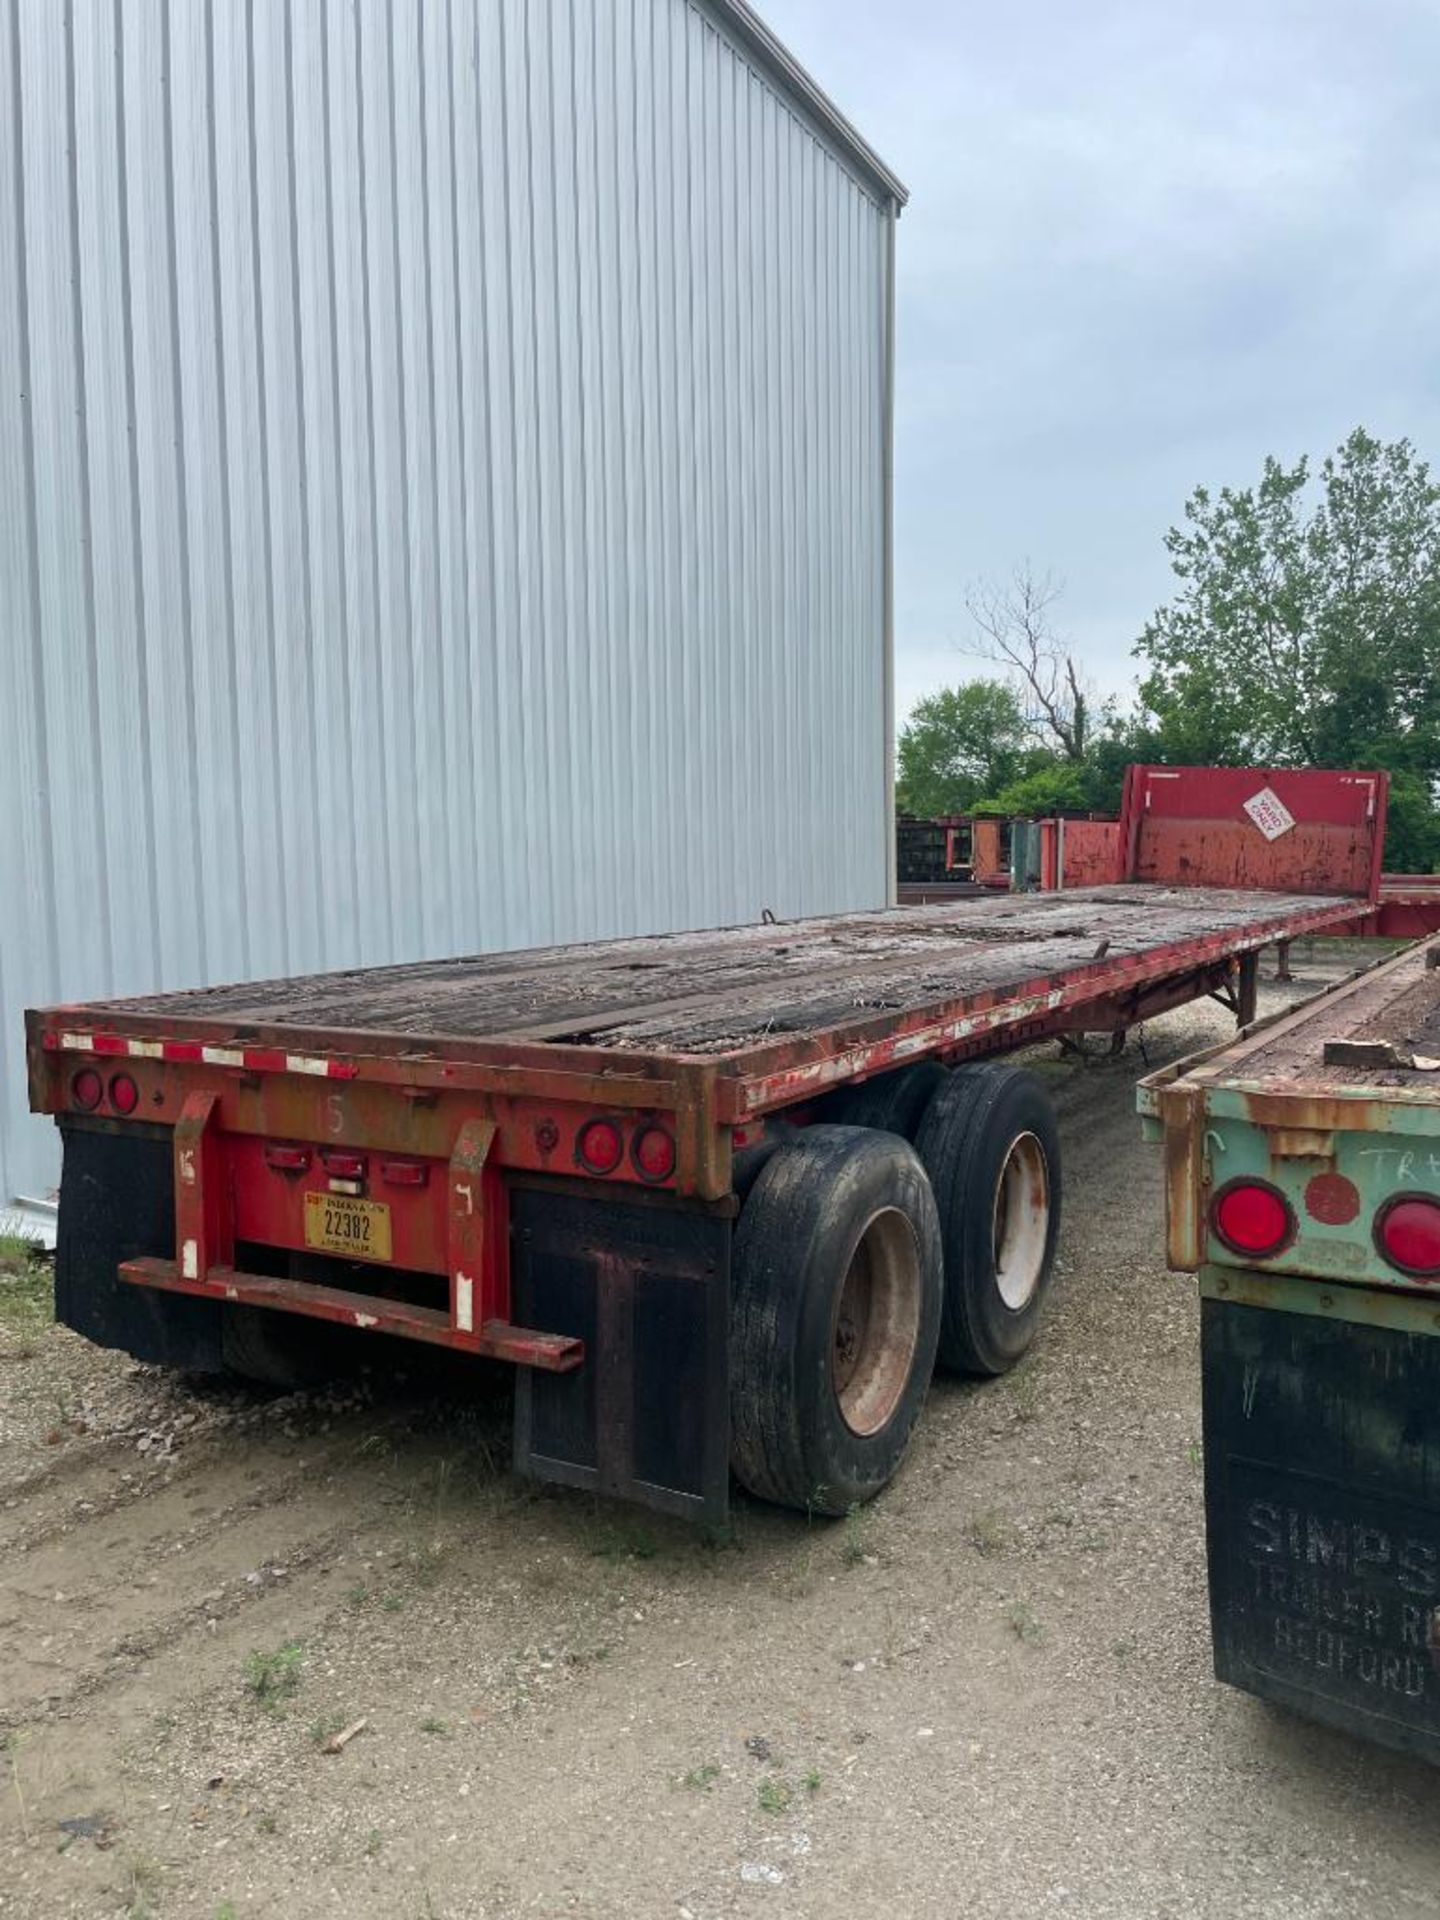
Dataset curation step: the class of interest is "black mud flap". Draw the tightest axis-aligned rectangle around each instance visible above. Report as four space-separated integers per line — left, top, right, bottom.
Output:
56 1119 225 1372
1203 1295 1440 1762
510 1187 731 1525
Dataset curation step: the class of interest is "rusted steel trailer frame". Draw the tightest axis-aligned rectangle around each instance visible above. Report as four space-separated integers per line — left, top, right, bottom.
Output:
27 766 1388 1522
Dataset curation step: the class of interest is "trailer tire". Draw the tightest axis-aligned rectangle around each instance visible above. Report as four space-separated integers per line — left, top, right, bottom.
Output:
222 1304 334 1392
814 1061 948 1141
730 1126 943 1515
915 1065 1061 1376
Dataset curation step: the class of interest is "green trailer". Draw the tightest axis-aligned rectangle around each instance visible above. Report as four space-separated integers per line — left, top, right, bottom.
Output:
1140 935 1440 1761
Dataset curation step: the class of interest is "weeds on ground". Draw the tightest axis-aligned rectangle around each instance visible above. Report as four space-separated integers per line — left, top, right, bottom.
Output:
124 1850 165 1920
1186 1439 1203 1470
803 1768 822 1795
681 1762 721 1791
839 1503 873 1567
419 1716 450 1737
1004 1600 1044 1646
309 1711 349 1749
243 1642 304 1711
0 1237 52 1351
1008 1364 1040 1424
772 1544 815 1600
5 1731 30 1841
365 1828 383 1857
757 1777 793 1816
590 1519 658 1564
969 1509 1010 1556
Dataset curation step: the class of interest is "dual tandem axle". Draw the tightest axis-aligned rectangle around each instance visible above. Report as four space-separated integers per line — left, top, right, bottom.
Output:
28 768 1386 1525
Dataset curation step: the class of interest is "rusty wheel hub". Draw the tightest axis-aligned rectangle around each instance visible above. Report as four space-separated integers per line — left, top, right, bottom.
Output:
830 1207 923 1437
992 1131 1049 1311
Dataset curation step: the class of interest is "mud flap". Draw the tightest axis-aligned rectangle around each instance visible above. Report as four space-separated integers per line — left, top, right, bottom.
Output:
56 1119 225 1371
510 1188 731 1524
1202 1295 1440 1761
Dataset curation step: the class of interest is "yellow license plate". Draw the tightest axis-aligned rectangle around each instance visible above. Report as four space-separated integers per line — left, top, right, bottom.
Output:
303 1191 392 1263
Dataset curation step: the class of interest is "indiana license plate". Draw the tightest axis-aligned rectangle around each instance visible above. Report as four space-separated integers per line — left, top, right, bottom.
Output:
303 1191 392 1263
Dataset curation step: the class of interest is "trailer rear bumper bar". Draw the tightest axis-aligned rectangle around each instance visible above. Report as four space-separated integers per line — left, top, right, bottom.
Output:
119 1256 583 1371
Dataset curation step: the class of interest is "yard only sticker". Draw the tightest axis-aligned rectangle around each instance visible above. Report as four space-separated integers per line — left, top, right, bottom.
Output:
1243 785 1297 842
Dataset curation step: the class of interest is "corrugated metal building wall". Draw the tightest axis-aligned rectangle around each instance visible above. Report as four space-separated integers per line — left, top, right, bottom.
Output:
0 0 901 1207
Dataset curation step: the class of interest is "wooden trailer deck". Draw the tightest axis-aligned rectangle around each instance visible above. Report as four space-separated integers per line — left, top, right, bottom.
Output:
73 882 1362 1064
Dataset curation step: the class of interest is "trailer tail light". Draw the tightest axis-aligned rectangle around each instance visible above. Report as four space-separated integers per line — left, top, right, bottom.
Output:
321 1149 367 1179
264 1143 313 1174
632 1125 676 1183
1376 1196 1440 1280
1211 1180 1294 1259
576 1119 623 1176
72 1068 103 1112
109 1072 140 1116
380 1158 428 1189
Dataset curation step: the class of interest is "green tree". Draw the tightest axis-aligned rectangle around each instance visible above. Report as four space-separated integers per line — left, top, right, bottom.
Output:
1135 428 1440 866
896 680 1028 817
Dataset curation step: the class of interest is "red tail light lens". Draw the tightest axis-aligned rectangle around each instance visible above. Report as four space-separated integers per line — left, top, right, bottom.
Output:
1211 1180 1293 1258
577 1119 623 1176
632 1125 677 1183
72 1068 103 1111
321 1149 367 1179
109 1073 140 1116
1376 1196 1440 1279
380 1159 429 1188
264 1143 312 1173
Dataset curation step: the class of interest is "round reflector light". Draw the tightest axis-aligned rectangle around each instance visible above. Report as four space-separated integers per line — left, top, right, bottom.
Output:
577 1118 623 1176
72 1067 103 1112
1376 1196 1440 1279
1211 1180 1293 1258
633 1125 677 1183
109 1072 140 1116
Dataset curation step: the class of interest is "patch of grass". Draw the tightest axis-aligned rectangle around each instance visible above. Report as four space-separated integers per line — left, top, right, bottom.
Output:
590 1520 658 1564
772 1544 815 1600
681 1762 721 1791
5 1731 31 1842
365 1828 383 1858
1008 1364 1040 1424
243 1642 304 1711
969 1508 1010 1556
1004 1600 1044 1646
256 1812 279 1836
1111 1637 1136 1663
406 1539 448 1589
216 1904 239 1920
0 1238 52 1348
757 1777 793 1816
381 1592 406 1613
309 1711 349 1749
1186 1439 1203 1470
803 1768 822 1795
419 1715 450 1737
839 1502 873 1568
347 1583 371 1608
124 1850 166 1920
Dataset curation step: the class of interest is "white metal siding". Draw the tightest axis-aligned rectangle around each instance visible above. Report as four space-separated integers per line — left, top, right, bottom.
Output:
0 0 893 1204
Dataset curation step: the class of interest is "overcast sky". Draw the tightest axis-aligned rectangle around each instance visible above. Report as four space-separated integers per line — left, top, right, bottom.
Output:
761 0 1440 726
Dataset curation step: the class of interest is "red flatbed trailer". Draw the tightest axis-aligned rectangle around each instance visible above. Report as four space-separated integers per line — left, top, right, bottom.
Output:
26 767 1388 1524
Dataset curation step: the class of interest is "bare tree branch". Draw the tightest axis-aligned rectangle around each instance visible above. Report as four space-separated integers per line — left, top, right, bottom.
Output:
961 564 1090 760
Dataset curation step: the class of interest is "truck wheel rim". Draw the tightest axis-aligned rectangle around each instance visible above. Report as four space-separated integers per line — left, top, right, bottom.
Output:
993 1132 1049 1311
830 1208 922 1437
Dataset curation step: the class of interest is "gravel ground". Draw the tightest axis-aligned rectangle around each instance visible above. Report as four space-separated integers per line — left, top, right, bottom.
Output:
2 941 1438 1920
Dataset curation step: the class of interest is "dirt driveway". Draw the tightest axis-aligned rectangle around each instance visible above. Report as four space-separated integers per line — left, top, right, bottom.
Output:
3 945 1438 1920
